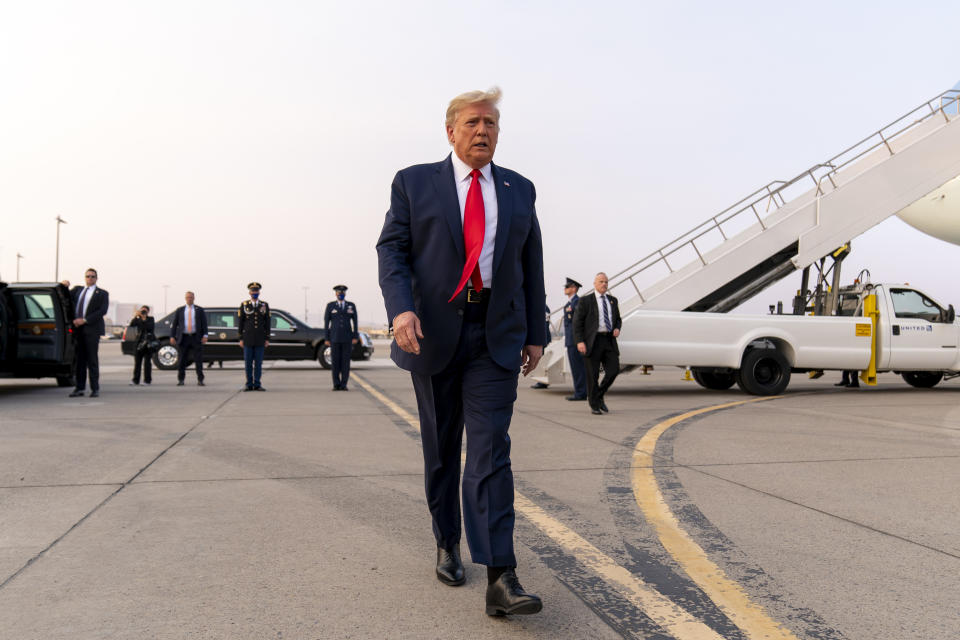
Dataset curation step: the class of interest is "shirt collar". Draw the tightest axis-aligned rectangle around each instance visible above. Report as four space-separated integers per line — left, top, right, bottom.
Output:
595 291 606 300
450 153 492 185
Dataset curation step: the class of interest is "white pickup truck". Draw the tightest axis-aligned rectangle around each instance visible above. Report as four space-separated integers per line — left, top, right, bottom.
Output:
551 283 959 395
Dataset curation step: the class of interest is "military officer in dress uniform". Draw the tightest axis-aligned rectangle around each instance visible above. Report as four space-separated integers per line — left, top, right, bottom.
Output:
563 277 587 401
324 284 359 391
238 282 271 391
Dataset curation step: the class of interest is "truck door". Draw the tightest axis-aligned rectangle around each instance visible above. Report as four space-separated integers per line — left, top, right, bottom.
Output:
885 288 958 370
10 289 67 364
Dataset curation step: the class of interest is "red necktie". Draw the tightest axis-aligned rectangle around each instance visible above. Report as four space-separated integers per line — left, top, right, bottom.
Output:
449 169 485 302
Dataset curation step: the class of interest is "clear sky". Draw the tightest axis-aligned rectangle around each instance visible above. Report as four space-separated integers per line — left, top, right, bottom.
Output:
2 1 959 326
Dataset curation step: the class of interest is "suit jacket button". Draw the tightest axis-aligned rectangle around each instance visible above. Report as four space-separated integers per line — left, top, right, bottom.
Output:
457 309 464 316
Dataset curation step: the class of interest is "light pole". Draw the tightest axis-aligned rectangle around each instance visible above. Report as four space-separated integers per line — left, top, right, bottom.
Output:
16 253 24 282
54 215 67 281
302 286 310 324
162 284 170 315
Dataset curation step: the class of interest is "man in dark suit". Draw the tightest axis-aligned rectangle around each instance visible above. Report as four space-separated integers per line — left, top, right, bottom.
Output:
573 272 622 415
324 284 359 391
377 88 545 616
69 268 109 397
562 277 587 401
169 291 208 386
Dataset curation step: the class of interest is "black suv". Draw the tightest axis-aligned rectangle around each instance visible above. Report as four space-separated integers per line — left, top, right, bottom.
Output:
0 282 76 387
121 306 373 370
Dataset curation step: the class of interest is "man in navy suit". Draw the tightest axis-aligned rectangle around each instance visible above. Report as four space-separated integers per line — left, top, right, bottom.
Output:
69 268 109 397
562 277 587 401
169 291 208 386
377 88 545 616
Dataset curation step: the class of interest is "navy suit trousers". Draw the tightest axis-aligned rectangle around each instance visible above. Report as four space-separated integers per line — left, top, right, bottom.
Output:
566 343 587 398
410 320 519 567
330 342 351 389
74 326 101 391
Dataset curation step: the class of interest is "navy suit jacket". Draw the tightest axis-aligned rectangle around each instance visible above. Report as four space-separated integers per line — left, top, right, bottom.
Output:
70 286 109 336
170 305 208 343
376 154 546 375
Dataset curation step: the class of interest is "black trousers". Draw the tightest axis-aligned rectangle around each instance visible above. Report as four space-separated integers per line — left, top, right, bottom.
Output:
177 334 204 382
584 333 619 410
331 342 352 388
409 317 519 567
74 326 101 391
133 349 152 384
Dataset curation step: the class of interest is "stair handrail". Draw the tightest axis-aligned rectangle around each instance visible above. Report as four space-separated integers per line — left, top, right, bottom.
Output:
549 88 960 330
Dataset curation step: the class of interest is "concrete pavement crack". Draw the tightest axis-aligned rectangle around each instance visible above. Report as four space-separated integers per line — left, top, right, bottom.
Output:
0 390 243 591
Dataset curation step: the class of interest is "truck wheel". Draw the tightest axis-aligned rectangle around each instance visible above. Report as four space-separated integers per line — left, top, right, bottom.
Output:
317 345 332 370
691 369 736 390
901 371 943 388
56 375 75 388
737 348 790 396
153 345 180 371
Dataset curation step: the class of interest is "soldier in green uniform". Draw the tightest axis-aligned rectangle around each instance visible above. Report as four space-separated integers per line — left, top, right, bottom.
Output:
238 282 271 391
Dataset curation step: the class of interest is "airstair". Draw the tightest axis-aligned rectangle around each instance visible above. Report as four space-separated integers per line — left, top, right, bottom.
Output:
535 87 960 384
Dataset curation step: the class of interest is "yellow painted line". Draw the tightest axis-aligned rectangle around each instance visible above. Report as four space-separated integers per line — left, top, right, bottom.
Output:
352 373 726 640
632 397 800 640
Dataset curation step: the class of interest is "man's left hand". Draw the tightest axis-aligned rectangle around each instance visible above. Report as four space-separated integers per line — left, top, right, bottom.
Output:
201 336 208 344
352 338 358 344
613 328 620 338
265 341 270 347
72 318 86 327
520 345 543 377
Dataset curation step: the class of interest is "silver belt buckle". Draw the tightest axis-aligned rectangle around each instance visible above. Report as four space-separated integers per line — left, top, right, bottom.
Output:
467 289 482 303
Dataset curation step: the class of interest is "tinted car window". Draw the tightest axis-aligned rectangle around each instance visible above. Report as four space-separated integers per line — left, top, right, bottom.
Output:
271 315 292 330
209 312 237 328
15 293 56 320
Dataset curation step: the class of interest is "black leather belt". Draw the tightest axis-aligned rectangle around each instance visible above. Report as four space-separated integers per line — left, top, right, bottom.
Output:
466 288 491 303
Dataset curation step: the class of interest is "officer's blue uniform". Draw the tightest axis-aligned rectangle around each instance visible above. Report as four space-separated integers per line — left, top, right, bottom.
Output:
564 294 587 399
324 289 358 390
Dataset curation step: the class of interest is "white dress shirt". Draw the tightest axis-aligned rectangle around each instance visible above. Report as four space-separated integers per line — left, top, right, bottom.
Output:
450 153 498 288
594 291 612 333
77 285 97 317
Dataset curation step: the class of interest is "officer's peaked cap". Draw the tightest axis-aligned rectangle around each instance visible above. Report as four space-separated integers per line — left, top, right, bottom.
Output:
333 284 348 292
565 277 582 289
247 282 262 290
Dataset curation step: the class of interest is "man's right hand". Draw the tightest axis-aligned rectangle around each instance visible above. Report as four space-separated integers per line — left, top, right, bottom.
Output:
239 340 244 348
577 341 587 354
393 311 423 355
169 337 176 346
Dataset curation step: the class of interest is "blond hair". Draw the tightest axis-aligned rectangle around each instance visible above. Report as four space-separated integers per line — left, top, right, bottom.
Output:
445 87 502 129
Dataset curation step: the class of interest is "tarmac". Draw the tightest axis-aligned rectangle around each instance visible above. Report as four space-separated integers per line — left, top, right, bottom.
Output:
1 341 958 639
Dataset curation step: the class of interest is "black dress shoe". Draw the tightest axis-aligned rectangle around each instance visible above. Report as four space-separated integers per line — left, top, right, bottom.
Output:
177 381 185 386
254 386 265 391
530 382 549 389
243 386 253 392
486 569 542 616
341 386 348 391
834 381 847 387
197 380 205 386
436 545 465 586
89 390 99 398
69 390 84 398
566 395 586 401
600 401 609 413
591 408 603 415
846 381 860 388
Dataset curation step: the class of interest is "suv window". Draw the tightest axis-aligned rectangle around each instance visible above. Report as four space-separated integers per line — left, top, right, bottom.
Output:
890 288 944 322
271 314 293 330
209 311 237 328
14 293 56 320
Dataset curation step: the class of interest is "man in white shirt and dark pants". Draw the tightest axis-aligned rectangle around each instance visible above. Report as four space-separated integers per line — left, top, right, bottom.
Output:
573 272 622 415
69 268 110 398
169 291 208 386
